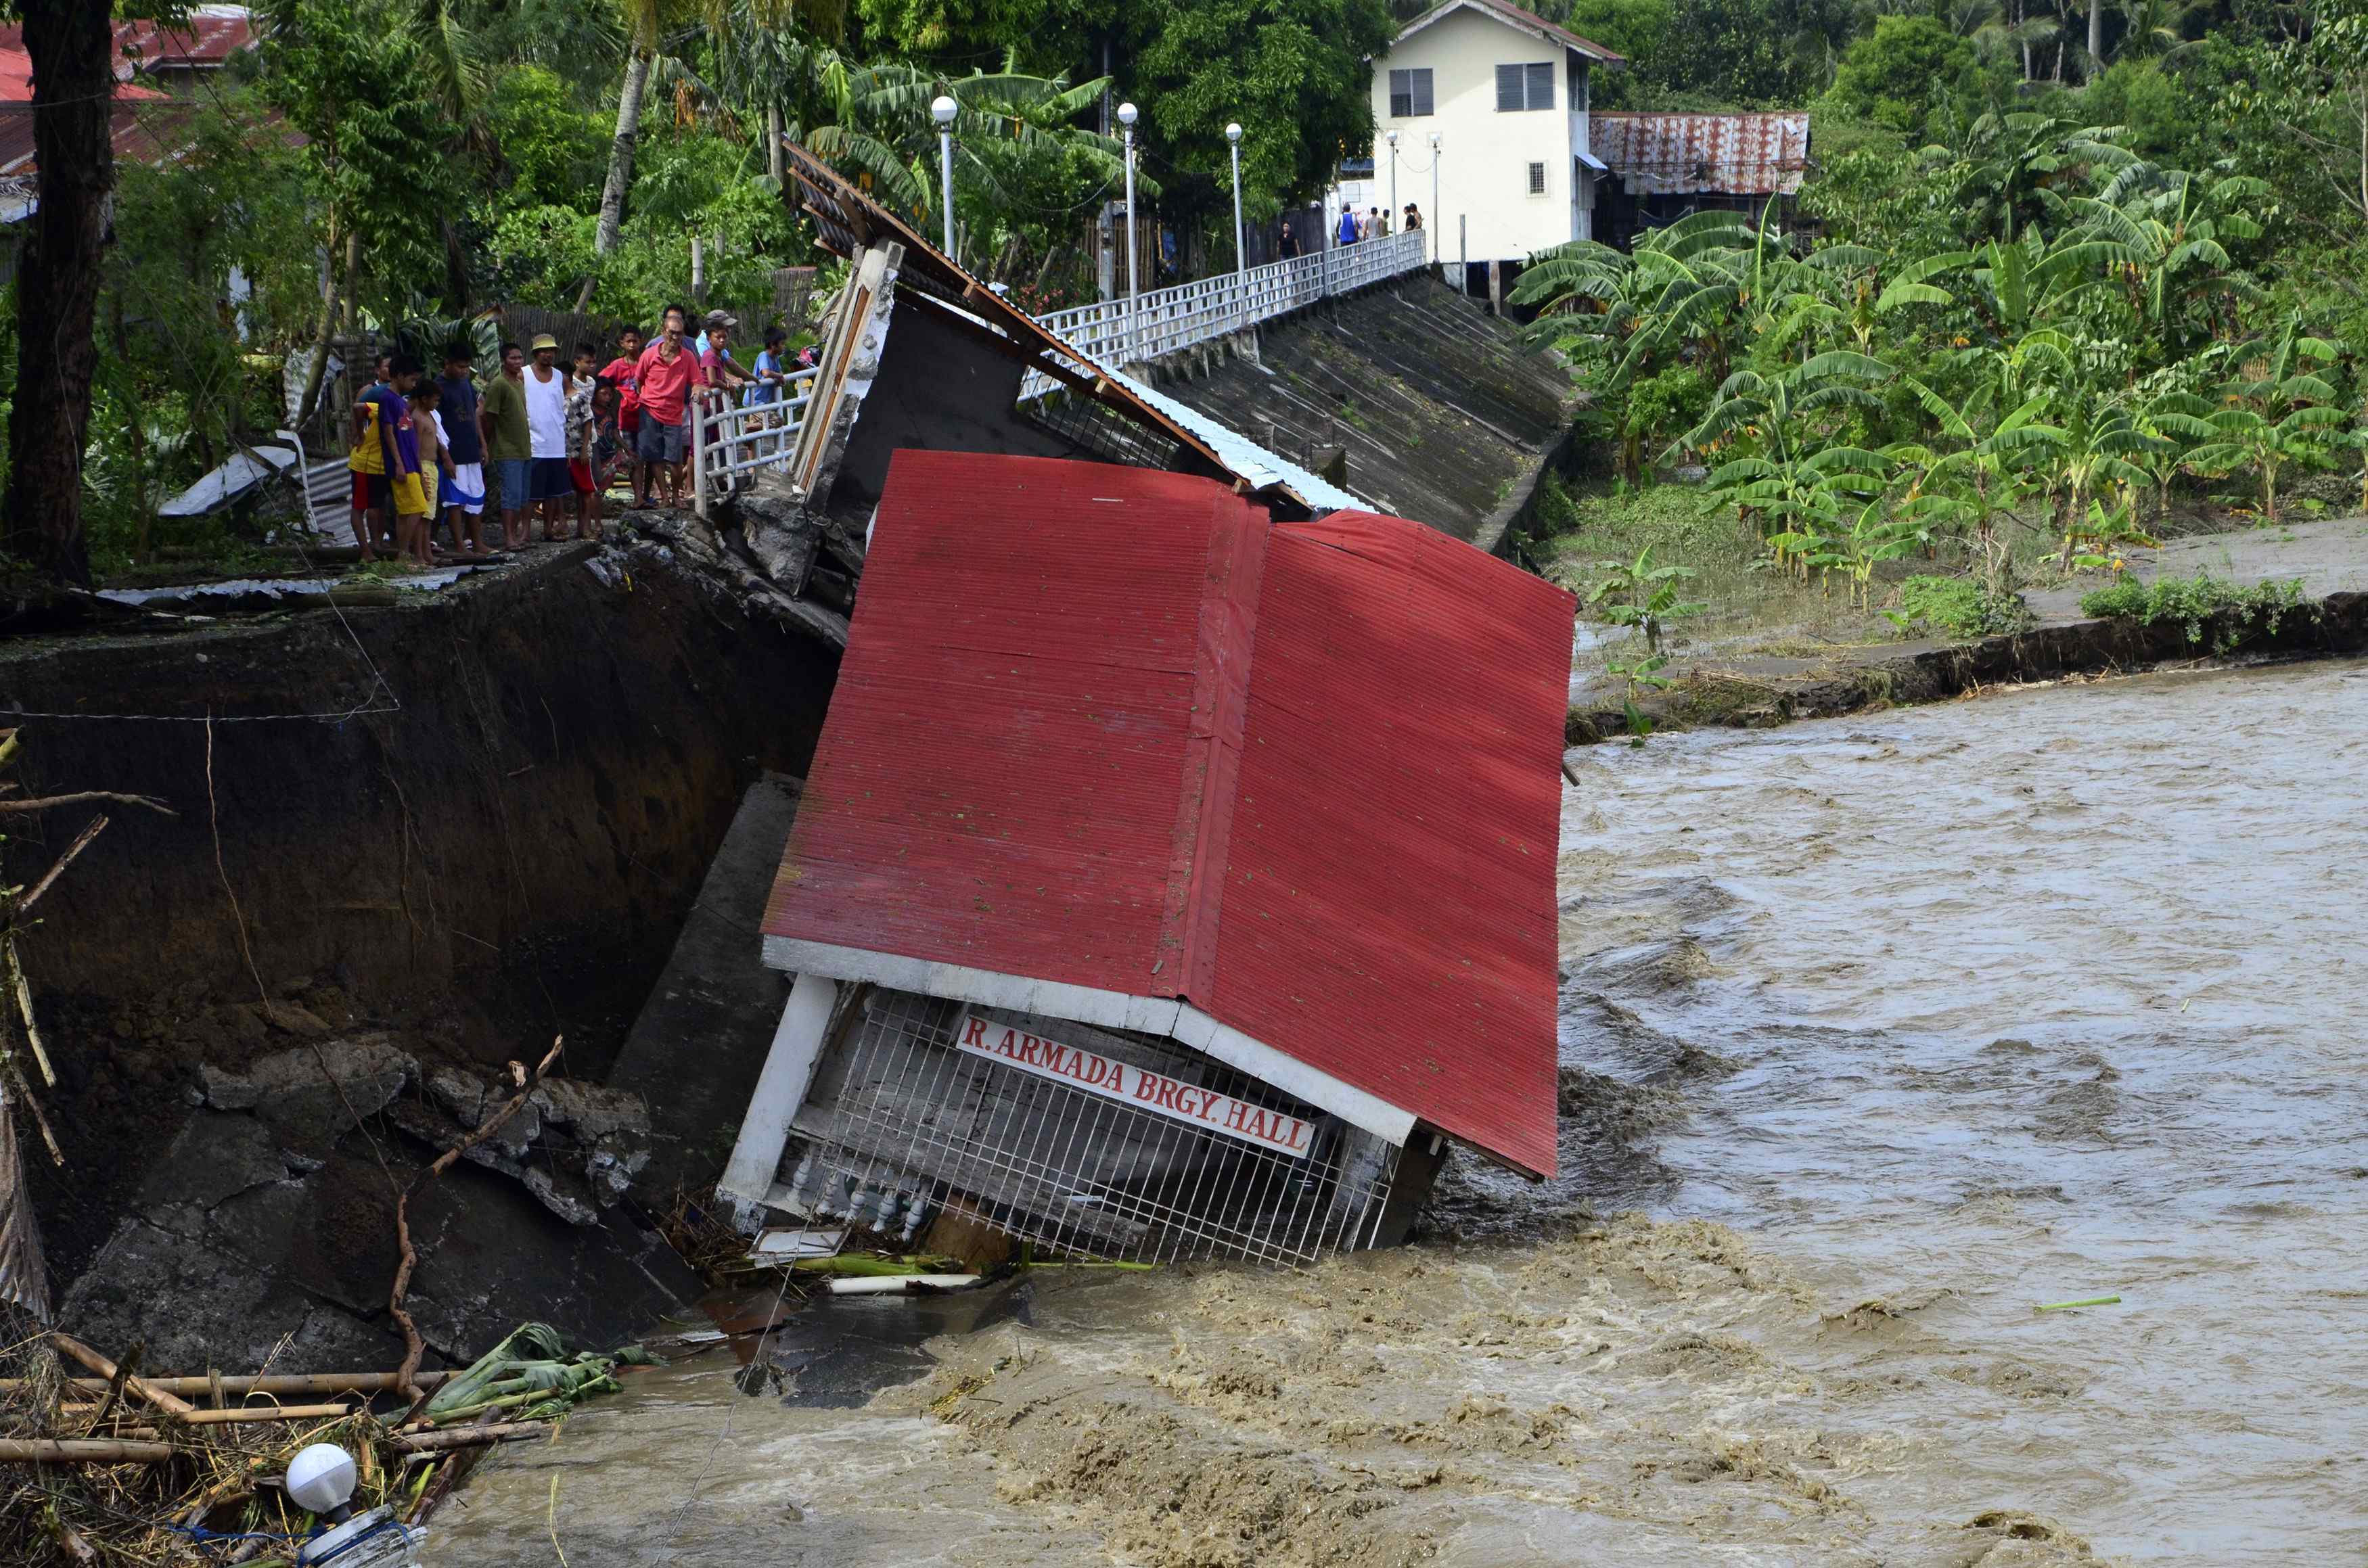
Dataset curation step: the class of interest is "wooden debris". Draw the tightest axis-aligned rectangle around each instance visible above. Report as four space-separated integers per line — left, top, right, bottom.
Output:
390 1421 554 1454
8 1370 455 1399
389 1035 567 1398
51 1333 198 1419
0 1438 181 1464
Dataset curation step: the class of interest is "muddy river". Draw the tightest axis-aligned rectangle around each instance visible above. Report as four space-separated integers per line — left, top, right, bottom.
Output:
434 658 2367 1567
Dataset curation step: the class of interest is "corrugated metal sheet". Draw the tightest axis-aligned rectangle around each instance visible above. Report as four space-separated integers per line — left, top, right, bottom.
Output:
1591 112 1812 197
763 451 1573 1175
1107 369 1366 513
1396 0 1624 63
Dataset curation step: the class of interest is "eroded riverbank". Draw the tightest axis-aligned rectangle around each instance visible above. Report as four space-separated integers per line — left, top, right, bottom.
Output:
434 658 2368 1567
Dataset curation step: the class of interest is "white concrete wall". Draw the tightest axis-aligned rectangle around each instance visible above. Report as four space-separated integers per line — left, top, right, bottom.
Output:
1371 7 1580 266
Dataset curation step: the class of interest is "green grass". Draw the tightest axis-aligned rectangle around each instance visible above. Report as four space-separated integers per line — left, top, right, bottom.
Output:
2078 571 2311 651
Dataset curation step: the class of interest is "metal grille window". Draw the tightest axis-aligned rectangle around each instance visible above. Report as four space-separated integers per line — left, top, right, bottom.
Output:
1388 67 1434 118
770 988 1401 1267
1495 61 1554 111
1526 160 1548 195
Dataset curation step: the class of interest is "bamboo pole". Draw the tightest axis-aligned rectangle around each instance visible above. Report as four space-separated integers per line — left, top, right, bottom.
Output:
390 1421 553 1454
51 1335 196 1418
0 1438 179 1463
68 1402 353 1427
9 1371 454 1398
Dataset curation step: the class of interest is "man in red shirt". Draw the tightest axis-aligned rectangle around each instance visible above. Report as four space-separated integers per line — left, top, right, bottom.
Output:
632 304 698 509
599 325 645 507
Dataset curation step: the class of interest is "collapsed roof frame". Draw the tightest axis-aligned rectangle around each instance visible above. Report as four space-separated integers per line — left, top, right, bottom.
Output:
773 137 1344 517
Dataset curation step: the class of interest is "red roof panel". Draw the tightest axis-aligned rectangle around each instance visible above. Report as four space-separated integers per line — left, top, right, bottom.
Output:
765 451 1573 1176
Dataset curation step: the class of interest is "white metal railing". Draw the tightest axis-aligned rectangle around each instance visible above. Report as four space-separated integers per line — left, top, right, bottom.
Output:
1026 229 1428 394
690 367 819 515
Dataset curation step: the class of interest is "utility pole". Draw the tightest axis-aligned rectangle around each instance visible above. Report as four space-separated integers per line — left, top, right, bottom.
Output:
1118 101 1139 361
1386 131 1398 235
1226 121 1246 328
1430 133 1441 266
932 95 958 261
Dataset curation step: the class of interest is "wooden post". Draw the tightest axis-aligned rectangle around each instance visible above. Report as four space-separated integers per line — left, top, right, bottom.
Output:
690 393 708 522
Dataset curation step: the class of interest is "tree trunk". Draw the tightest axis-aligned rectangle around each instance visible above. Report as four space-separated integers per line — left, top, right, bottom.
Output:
594 49 654 260
3 0 115 585
294 219 353 434
2088 0 2103 74
767 101 783 185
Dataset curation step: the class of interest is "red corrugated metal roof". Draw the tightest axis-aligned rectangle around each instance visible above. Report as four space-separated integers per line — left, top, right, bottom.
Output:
762 451 1574 1175
1396 0 1624 62
1592 112 1812 197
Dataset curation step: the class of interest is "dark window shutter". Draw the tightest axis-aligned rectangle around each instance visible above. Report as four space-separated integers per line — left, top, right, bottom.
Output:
1389 69 1413 118
1525 61 1554 110
1412 68 1434 116
1527 161 1547 195
1495 63 1523 112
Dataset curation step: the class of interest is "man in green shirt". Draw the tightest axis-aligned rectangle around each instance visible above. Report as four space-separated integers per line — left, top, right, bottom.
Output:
478 342 533 549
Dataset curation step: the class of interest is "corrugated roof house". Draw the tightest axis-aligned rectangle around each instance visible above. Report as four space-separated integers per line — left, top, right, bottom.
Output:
721 448 1573 1263
1591 112 1813 251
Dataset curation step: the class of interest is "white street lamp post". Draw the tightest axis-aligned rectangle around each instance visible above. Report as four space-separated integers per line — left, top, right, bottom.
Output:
931 95 958 260
1429 131 1441 266
1118 101 1139 363
1226 122 1246 329
1386 130 1398 237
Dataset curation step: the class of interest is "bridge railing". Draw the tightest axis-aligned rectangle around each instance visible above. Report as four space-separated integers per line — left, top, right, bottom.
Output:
1025 230 1428 394
689 231 1430 511
690 368 819 516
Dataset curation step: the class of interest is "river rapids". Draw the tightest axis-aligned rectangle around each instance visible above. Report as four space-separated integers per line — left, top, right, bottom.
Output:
434 658 2368 1567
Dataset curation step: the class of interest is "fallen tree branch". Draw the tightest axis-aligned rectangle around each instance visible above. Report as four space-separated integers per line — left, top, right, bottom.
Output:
0 791 175 817
0 1437 179 1464
14 812 106 917
389 1036 566 1398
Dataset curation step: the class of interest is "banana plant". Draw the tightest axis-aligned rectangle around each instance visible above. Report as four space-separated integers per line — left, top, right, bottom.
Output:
2062 164 2264 346
1890 374 2065 595
2183 315 2345 519
2042 401 2166 563
1583 545 1706 655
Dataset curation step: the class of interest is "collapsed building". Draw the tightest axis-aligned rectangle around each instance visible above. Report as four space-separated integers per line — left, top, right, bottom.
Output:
698 145 1577 1267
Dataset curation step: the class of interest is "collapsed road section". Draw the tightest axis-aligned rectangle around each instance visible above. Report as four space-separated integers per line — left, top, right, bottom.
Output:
714 448 1576 1266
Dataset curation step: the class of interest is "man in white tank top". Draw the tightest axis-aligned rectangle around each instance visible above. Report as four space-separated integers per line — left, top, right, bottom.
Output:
524 334 572 543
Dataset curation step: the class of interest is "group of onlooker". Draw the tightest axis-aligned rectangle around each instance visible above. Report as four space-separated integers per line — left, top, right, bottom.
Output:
346 304 801 565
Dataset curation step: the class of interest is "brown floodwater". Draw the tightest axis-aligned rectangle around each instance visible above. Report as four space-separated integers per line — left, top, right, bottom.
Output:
433 658 2368 1567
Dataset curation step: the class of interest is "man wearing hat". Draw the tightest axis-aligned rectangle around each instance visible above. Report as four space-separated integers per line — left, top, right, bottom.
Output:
523 333 572 543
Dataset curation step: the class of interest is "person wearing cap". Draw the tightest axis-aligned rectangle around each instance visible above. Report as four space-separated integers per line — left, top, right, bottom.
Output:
698 310 751 428
523 333 571 543
633 304 698 509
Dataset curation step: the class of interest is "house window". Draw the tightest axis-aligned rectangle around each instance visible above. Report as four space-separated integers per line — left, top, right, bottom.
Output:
1388 67 1434 118
1495 61 1554 112
1526 160 1547 196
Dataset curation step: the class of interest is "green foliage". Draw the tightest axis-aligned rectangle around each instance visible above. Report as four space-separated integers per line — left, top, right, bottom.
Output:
1581 545 1707 655
1830 17 1979 139
2077 572 2310 649
1894 574 2034 638
486 64 610 208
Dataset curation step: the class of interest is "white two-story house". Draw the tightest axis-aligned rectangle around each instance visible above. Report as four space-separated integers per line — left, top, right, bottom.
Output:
1363 0 1623 297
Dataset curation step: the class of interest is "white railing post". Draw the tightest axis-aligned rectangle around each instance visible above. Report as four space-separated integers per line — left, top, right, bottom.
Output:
690 393 709 520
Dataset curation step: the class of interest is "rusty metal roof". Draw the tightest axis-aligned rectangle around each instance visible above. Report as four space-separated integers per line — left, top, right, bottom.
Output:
1591 112 1811 197
1394 0 1624 64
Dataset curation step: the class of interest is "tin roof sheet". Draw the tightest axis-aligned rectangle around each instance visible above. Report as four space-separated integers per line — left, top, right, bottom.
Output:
762 451 1573 1176
1591 112 1812 197
1394 0 1624 63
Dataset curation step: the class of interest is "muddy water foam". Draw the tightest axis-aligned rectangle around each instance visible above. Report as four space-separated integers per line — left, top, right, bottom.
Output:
434 659 2368 1567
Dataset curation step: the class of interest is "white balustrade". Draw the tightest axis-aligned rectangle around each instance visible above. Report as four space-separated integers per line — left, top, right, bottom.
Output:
691 229 1429 511
690 367 819 516
1024 229 1428 396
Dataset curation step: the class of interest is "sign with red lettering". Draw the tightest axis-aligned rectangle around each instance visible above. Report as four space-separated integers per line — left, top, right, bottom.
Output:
951 1012 1317 1158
